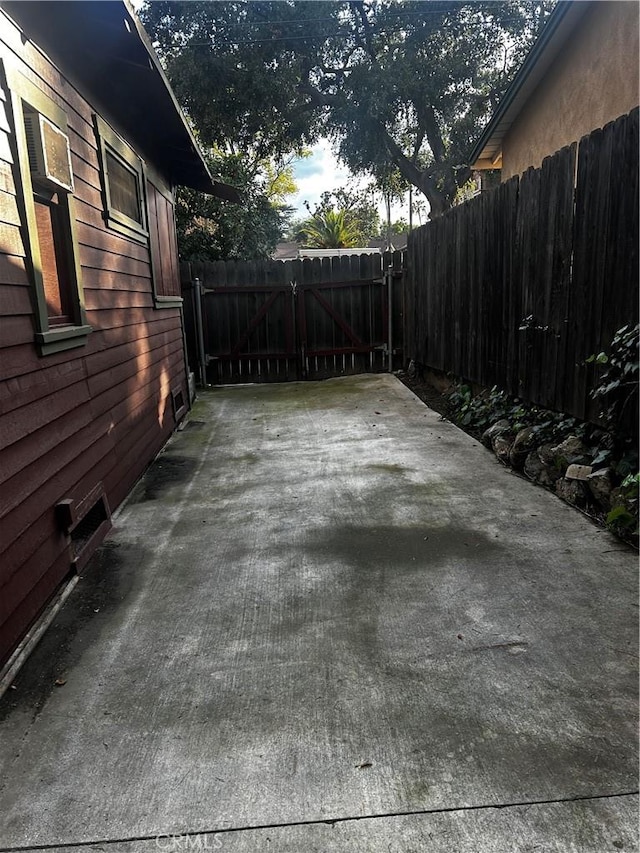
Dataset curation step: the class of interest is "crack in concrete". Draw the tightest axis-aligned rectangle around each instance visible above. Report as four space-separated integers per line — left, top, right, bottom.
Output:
470 640 529 652
0 790 637 852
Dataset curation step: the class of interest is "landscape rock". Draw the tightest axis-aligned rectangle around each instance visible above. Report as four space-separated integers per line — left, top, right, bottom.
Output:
549 435 591 470
524 451 545 482
524 451 562 487
537 443 557 466
556 477 588 506
509 426 539 470
587 468 614 508
565 464 593 481
492 433 514 465
481 419 511 449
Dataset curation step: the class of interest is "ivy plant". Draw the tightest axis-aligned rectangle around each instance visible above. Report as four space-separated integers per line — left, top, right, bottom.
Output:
588 324 638 439
606 473 639 536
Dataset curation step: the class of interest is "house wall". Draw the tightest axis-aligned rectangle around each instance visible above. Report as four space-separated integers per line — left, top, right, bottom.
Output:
501 1 639 179
0 12 188 666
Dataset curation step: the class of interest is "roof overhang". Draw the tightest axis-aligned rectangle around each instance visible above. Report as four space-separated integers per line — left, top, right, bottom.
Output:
469 1 590 169
0 0 240 201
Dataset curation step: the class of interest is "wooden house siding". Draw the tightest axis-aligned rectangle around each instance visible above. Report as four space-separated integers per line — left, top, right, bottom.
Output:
0 11 189 667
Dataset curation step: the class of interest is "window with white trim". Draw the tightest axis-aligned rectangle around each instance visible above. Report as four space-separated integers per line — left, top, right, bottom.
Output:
4 62 90 355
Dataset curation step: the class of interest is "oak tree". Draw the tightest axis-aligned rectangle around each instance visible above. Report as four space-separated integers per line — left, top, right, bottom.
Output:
142 1 553 217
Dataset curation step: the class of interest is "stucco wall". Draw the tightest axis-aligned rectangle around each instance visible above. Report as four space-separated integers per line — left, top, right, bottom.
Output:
502 1 639 179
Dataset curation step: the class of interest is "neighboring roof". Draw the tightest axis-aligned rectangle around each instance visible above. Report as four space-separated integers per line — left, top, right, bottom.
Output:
299 248 382 258
272 243 393 260
1 0 240 201
272 241 301 260
469 1 589 168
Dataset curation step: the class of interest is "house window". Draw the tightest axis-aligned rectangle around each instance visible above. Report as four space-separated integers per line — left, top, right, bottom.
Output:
94 115 147 242
106 151 142 223
33 188 73 325
4 62 90 355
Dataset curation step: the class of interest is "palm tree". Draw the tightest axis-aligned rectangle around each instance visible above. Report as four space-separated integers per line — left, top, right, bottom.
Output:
302 209 360 248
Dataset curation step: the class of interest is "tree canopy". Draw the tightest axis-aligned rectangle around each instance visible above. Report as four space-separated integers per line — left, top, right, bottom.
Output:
175 150 294 260
301 209 362 248
142 1 553 218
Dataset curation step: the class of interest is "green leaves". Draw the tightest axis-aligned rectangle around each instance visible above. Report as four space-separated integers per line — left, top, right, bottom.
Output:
175 149 290 261
585 352 609 365
141 0 553 217
589 324 639 444
606 505 634 526
291 187 382 245
301 209 361 248
142 1 322 163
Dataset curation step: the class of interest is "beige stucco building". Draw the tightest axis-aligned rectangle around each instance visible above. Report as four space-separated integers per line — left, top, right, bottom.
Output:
470 0 640 180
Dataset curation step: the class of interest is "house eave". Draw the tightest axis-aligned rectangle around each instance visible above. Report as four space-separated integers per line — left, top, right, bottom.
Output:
0 0 240 202
469 1 591 169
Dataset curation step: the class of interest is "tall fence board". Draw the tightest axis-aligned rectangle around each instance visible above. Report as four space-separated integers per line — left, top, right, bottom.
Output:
405 108 639 422
181 251 404 384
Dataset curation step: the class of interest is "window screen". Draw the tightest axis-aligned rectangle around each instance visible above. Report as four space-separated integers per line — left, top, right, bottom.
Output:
106 150 142 224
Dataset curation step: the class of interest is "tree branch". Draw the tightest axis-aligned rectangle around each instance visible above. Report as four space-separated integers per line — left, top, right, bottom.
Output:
318 43 360 79
298 57 339 108
350 1 376 62
377 122 446 216
419 102 446 164
298 81 336 108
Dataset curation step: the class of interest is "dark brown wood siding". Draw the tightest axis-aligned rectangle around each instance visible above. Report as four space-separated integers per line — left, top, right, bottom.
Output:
0 13 189 667
147 181 180 299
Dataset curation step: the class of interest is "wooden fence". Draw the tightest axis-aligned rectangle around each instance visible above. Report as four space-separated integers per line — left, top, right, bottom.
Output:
405 107 639 422
181 251 404 384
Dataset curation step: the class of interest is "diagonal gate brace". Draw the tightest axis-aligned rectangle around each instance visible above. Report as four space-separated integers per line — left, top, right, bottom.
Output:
309 287 364 348
230 289 281 357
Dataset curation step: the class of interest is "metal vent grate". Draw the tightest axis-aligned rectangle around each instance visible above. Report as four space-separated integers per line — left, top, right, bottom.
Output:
23 109 39 173
23 110 74 192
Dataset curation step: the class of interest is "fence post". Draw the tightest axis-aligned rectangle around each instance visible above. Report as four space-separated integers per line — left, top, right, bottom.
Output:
192 277 208 387
387 263 393 372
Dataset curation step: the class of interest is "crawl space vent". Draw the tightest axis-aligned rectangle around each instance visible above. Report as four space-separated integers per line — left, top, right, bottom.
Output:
56 484 112 571
172 387 187 422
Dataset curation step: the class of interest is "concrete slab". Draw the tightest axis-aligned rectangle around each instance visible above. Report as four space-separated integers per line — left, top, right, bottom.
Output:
0 375 637 851
22 796 640 853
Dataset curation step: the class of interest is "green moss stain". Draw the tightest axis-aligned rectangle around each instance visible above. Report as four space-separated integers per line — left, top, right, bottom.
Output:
366 463 409 475
229 452 259 465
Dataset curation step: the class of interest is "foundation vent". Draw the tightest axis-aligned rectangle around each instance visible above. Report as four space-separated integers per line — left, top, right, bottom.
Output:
56 483 112 571
172 387 187 422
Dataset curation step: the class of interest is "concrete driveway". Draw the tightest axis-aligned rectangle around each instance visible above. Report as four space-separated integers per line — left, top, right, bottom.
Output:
0 375 637 852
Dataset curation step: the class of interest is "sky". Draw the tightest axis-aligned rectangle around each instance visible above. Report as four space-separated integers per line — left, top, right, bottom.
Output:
289 139 416 227
131 0 418 229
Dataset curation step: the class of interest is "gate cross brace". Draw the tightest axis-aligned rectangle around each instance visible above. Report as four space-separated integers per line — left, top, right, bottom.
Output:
309 288 364 347
230 289 281 357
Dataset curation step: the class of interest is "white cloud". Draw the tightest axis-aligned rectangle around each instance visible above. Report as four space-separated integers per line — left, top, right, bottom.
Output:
290 140 356 217
290 139 420 226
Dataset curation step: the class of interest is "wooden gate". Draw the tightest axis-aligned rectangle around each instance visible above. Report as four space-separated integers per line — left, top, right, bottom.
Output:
181 252 404 384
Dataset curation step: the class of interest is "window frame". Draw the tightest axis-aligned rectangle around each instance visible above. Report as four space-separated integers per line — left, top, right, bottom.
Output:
4 62 91 356
93 114 148 243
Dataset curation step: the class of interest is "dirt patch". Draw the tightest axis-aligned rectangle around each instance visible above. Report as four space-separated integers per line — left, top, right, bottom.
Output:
398 371 452 420
129 454 198 502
